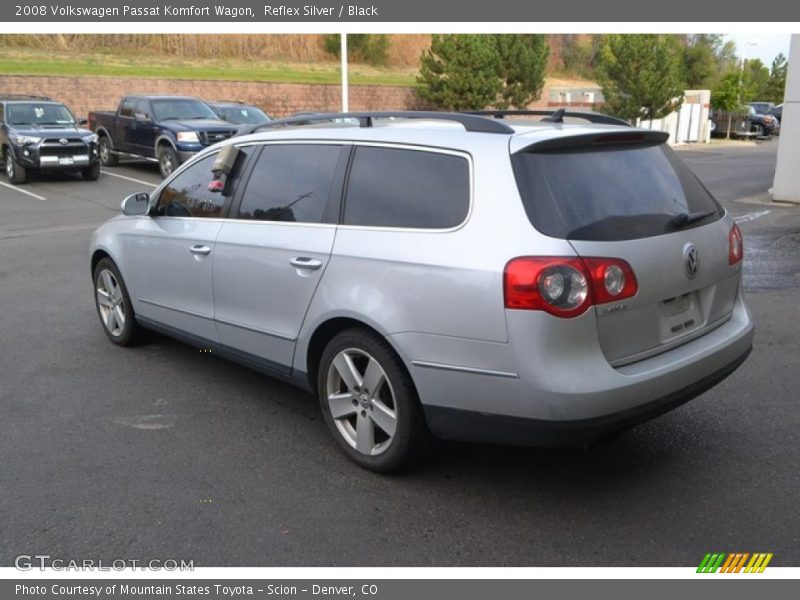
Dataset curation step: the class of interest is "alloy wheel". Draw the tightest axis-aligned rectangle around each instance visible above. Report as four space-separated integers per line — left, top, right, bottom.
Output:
95 268 126 337
325 348 398 456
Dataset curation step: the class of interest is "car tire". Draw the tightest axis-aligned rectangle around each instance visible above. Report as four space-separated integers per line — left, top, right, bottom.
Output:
317 328 429 472
98 136 118 166
81 162 101 181
158 145 178 179
93 257 142 346
5 151 27 184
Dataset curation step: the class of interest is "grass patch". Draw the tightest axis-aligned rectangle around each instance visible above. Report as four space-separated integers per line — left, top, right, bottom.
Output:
0 49 417 87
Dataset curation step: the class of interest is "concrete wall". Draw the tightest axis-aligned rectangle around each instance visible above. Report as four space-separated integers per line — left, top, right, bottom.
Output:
0 74 427 119
772 34 800 203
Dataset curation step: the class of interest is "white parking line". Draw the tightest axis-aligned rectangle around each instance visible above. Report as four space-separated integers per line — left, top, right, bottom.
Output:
734 210 771 224
0 181 46 201
101 170 158 188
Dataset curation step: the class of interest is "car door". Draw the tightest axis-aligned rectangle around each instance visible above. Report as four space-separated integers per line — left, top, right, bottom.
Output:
128 98 157 155
212 142 348 373
125 150 248 342
114 98 136 154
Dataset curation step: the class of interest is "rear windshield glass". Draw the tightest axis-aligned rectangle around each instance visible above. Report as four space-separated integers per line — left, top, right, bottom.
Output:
511 144 722 241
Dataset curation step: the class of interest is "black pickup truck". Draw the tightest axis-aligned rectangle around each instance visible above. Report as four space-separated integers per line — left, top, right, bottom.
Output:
1 95 100 185
88 95 238 178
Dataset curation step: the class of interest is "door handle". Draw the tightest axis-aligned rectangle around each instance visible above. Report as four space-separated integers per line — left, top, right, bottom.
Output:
189 244 212 256
290 256 323 270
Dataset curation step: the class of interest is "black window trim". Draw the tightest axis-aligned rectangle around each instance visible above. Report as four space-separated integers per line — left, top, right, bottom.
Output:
339 142 474 233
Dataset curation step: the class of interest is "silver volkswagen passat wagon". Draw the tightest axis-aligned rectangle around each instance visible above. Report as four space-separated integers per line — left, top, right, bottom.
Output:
90 111 754 471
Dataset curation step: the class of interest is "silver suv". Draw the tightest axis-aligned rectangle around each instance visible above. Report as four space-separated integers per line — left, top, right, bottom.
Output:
89 111 754 471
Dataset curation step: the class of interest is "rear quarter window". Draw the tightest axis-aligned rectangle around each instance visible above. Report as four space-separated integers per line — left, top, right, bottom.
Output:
343 146 469 229
512 143 722 241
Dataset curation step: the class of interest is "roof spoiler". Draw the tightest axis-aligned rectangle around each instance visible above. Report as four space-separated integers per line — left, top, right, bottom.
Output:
513 130 669 154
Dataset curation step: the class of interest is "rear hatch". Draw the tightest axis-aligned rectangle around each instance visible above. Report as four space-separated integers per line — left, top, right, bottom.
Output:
511 130 740 366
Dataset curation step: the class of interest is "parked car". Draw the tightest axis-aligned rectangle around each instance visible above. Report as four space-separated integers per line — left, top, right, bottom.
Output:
89 110 754 472
88 95 238 178
207 101 271 129
710 106 778 137
770 104 783 124
1 94 100 184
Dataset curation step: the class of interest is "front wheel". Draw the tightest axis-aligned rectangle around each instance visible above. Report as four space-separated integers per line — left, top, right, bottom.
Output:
93 258 141 346
158 145 178 178
5 151 27 184
81 162 101 181
318 329 428 472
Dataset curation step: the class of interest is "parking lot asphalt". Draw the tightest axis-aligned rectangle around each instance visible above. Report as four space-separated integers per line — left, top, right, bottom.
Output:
1 142 799 567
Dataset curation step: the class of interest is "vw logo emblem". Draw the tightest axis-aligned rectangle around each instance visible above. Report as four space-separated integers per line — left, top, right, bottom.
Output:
684 244 699 278
59 138 69 145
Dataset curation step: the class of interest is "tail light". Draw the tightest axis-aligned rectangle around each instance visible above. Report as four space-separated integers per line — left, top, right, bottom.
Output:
729 223 744 265
504 257 638 318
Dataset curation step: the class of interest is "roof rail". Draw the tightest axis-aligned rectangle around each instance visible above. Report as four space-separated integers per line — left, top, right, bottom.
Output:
463 109 632 127
0 94 54 102
241 111 515 135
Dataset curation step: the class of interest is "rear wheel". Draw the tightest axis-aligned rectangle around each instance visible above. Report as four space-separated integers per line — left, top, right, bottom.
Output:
158 145 178 178
98 136 118 166
5 151 27 184
318 329 428 472
81 162 101 181
93 258 141 346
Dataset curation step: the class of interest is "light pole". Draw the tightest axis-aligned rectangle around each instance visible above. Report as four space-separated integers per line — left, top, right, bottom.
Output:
341 34 349 113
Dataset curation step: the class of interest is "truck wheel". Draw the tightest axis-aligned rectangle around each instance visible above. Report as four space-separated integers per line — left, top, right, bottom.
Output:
82 162 101 181
158 146 178 178
98 136 118 166
5 151 27 184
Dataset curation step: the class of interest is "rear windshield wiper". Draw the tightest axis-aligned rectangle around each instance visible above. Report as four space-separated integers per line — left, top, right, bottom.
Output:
671 210 716 228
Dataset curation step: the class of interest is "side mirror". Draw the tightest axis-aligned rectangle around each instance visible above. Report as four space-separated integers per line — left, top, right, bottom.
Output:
134 112 150 123
121 192 150 216
77 118 88 126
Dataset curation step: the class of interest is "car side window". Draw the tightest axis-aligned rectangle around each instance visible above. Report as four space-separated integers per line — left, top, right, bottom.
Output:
236 144 342 223
343 147 470 229
155 149 250 218
133 99 150 119
119 99 135 118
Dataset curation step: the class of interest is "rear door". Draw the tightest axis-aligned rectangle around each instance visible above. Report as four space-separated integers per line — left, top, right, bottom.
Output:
212 142 348 373
512 134 740 366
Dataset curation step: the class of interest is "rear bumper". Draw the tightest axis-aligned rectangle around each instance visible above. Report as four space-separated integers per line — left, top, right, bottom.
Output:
398 288 754 446
423 346 751 447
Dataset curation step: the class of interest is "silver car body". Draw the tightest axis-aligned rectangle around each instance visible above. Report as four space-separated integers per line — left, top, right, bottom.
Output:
90 119 754 446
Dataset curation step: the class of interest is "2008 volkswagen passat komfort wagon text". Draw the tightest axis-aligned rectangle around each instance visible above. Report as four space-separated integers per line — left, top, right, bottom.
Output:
89 111 754 472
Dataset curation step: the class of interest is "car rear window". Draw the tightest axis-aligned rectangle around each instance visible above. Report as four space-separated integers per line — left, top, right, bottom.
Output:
511 143 722 241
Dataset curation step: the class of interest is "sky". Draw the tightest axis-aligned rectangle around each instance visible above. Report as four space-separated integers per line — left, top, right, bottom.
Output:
723 33 792 66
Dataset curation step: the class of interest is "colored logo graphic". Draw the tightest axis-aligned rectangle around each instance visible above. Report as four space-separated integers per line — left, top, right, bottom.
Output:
697 553 773 573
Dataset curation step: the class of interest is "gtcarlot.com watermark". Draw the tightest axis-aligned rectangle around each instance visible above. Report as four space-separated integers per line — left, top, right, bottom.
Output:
14 554 194 571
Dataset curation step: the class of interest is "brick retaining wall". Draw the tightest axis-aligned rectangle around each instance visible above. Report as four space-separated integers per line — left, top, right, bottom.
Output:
0 74 428 118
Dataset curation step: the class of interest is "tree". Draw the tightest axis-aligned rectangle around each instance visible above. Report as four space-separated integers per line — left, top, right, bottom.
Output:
683 34 739 90
493 34 549 109
416 35 501 111
743 58 770 100
596 34 687 123
765 53 788 104
711 72 744 139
